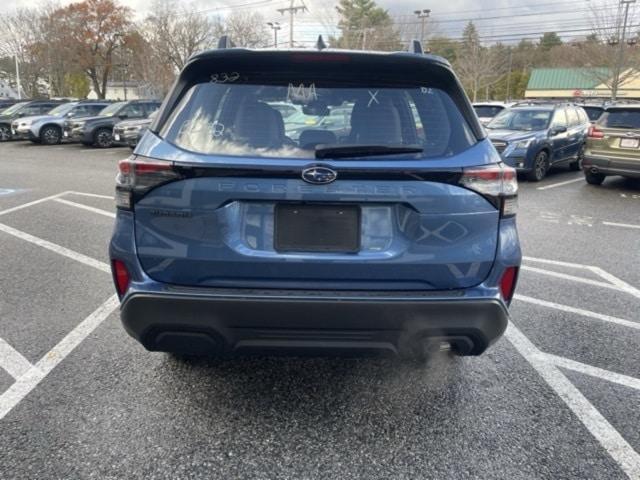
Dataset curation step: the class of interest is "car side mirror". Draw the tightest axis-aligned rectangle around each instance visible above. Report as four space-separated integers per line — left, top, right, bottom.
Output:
119 114 128 120
551 126 567 135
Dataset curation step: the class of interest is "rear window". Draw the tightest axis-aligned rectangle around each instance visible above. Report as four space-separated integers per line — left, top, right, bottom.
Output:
566 107 580 126
583 106 604 122
600 109 640 129
160 81 476 159
474 105 504 118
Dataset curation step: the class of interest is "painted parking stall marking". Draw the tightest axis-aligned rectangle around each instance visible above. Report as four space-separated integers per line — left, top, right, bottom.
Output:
537 177 585 190
0 188 639 478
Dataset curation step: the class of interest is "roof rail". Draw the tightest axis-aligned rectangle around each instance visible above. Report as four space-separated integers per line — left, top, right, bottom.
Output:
316 35 327 51
217 36 236 49
408 39 424 55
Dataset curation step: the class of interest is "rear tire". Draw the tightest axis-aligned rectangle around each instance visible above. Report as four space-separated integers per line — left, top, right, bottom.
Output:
40 125 62 145
93 128 114 148
527 150 549 182
585 171 606 185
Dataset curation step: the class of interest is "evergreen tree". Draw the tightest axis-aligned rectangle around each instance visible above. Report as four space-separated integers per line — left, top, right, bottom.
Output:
333 0 401 51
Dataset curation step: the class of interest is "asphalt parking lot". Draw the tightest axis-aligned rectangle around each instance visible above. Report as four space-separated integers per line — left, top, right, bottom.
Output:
0 140 639 479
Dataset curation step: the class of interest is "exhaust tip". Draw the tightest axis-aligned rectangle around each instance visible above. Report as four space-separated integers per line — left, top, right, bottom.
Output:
591 167 599 174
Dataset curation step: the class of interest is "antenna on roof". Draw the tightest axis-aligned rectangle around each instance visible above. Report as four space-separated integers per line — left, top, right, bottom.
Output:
217 36 236 49
316 35 327 51
409 40 424 55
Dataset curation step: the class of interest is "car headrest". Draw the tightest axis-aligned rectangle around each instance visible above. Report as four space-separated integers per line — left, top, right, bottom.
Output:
233 101 285 149
299 130 338 149
350 97 402 145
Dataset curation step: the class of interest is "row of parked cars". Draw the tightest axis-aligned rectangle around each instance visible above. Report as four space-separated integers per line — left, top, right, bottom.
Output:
473 100 640 184
0 99 161 148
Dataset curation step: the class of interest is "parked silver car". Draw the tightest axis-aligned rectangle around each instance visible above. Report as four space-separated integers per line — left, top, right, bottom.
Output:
11 101 111 145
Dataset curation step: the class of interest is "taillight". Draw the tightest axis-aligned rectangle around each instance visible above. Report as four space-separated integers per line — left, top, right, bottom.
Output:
459 164 518 217
588 126 605 139
500 266 519 303
116 156 182 209
111 259 131 296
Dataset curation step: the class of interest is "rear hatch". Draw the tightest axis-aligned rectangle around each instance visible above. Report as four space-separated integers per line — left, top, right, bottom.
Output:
588 107 640 167
122 50 515 291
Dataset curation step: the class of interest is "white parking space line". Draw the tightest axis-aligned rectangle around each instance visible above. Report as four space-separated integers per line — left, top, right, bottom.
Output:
525 256 640 301
67 191 113 200
515 294 640 331
54 198 115 219
0 338 33 380
524 256 594 270
536 177 584 191
589 267 640 301
603 221 640 231
0 295 119 421
522 266 624 292
547 354 640 392
0 222 110 273
0 192 70 217
506 323 640 479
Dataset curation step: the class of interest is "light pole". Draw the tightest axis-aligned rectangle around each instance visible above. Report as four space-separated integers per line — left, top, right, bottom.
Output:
14 54 21 100
610 0 636 101
267 22 282 48
414 9 431 46
114 33 127 101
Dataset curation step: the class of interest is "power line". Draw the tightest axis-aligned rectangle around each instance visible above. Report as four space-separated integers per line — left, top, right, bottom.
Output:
276 0 307 48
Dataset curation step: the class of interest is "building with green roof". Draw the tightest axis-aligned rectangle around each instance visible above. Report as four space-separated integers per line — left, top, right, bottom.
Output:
525 68 640 100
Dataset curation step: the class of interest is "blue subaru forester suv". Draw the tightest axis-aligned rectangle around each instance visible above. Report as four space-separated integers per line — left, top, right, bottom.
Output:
486 103 590 181
109 40 521 360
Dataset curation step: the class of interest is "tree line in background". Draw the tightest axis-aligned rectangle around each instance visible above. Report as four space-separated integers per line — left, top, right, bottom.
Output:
0 0 638 101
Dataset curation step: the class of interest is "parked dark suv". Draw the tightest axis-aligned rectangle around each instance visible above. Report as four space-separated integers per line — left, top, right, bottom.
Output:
109 40 521 360
64 100 161 148
0 100 65 142
486 103 590 181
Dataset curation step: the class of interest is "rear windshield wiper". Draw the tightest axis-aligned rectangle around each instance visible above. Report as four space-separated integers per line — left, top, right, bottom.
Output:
315 144 423 159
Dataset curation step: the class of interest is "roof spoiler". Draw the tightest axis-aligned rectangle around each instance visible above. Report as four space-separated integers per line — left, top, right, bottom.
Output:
217 36 236 49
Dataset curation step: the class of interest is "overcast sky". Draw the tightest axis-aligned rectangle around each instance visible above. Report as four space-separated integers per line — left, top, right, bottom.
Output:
2 0 629 45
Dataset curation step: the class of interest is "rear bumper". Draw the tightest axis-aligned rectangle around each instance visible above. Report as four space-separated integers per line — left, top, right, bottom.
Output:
584 153 640 178
120 290 510 358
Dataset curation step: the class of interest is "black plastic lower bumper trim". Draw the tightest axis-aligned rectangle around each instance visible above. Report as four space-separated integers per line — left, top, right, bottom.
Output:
120 291 509 358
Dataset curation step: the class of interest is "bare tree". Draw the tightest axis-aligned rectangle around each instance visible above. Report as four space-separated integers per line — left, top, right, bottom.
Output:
0 8 48 97
579 0 640 98
454 22 505 102
224 11 270 48
144 1 220 73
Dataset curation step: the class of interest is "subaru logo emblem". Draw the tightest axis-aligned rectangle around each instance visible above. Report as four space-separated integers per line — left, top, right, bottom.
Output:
301 166 338 185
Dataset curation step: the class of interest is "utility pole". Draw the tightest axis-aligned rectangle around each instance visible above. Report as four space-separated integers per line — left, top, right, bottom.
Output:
15 54 21 100
277 0 307 48
611 0 636 101
267 22 282 48
114 33 127 101
413 9 431 46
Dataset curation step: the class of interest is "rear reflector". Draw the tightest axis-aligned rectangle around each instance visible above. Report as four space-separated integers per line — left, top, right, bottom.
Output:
500 266 519 302
112 260 131 296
